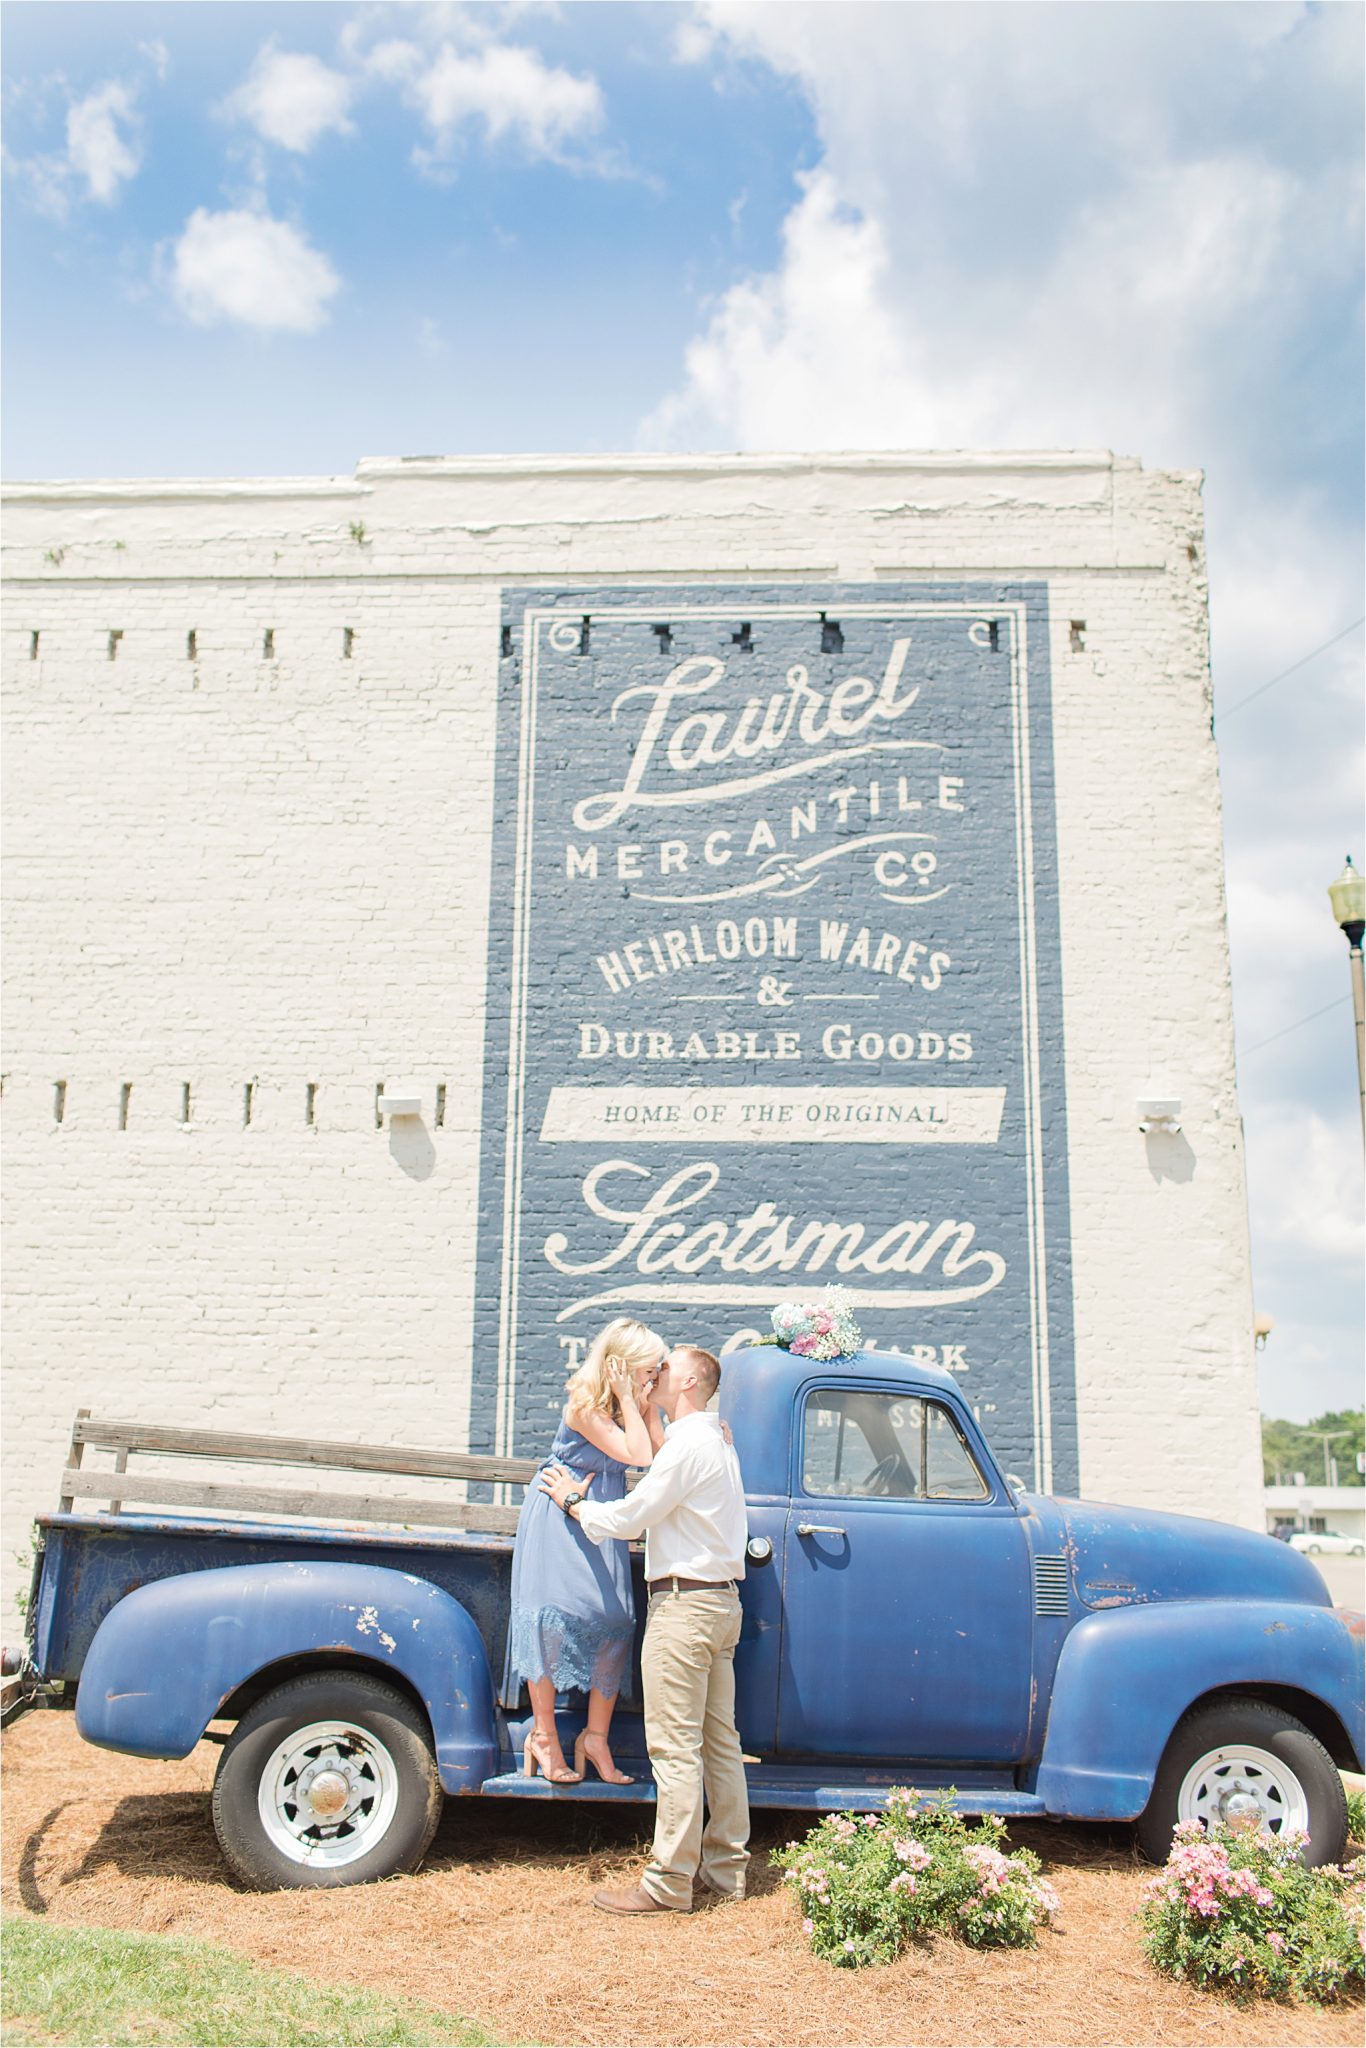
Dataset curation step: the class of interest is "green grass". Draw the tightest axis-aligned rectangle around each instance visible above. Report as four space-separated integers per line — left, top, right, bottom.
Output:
1 1919 520 2048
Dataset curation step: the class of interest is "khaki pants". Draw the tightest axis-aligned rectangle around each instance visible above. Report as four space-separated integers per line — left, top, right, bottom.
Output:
640 1587 750 1908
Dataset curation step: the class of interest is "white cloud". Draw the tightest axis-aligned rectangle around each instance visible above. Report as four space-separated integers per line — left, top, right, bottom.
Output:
367 35 603 162
138 39 171 85
66 80 141 202
643 168 926 450
223 43 356 154
169 208 341 334
1246 1106 1364 1270
363 38 424 87
7 75 143 216
5 41 170 219
652 0 1364 1416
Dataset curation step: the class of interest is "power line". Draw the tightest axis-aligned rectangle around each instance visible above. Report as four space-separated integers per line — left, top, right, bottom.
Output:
1219 616 1365 720
1242 993 1350 1057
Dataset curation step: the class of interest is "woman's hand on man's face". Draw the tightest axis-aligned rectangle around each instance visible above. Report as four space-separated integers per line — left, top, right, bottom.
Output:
634 1362 661 1406
607 1363 637 1407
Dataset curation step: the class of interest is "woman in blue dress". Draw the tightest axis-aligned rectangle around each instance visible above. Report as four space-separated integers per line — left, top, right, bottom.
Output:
507 1317 667 1783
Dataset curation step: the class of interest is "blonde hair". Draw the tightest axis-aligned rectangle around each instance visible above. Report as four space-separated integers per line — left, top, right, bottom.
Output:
565 1317 665 1422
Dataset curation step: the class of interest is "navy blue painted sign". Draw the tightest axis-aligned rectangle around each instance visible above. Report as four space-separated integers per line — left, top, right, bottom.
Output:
474 585 1076 1489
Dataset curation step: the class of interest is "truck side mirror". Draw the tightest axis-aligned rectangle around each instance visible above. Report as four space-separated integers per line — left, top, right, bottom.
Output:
746 1536 774 1567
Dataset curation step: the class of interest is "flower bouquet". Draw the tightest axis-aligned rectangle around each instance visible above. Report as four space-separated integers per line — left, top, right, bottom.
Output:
759 1287 863 1362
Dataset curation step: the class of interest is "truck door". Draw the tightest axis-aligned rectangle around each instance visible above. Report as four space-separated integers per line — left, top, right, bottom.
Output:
777 1380 1032 1763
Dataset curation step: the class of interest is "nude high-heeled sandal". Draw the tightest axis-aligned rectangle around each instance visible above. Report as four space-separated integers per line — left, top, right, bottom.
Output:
523 1731 582 1784
575 1730 634 1785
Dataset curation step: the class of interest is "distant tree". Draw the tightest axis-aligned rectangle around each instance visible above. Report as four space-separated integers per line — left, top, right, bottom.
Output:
1262 1409 1365 1487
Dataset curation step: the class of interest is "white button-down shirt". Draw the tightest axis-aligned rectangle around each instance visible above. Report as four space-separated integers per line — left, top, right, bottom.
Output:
576 1411 748 1582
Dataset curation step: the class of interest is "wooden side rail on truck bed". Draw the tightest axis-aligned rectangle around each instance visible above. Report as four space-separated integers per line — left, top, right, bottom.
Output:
57 1410 540 1537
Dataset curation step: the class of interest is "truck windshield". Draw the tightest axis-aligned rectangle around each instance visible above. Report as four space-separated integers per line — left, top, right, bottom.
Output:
801 1388 991 1501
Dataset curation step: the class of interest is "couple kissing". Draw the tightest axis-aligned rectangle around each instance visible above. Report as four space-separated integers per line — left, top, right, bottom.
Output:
506 1318 749 1913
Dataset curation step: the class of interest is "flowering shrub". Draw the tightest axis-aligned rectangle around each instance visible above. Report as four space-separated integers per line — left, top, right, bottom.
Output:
1139 1820 1365 2004
772 1790 1060 1968
761 1287 863 1362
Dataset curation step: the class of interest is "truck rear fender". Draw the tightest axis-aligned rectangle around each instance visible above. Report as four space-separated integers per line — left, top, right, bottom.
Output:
73 1560 499 1793
1030 1599 1365 1820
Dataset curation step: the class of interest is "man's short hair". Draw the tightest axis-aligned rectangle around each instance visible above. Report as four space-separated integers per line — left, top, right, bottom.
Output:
675 1344 721 1403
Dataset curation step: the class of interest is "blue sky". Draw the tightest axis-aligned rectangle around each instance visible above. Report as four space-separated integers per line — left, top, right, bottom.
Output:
4 1 1363 1425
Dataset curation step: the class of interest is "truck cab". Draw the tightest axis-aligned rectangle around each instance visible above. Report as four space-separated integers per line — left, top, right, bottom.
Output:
730 1348 1047 1766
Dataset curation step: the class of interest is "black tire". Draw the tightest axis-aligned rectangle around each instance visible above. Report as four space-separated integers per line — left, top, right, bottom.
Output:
1136 1696 1347 1868
211 1670 442 1890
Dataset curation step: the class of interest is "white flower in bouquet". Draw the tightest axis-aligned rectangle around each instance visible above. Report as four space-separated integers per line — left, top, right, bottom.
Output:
768 1287 863 1361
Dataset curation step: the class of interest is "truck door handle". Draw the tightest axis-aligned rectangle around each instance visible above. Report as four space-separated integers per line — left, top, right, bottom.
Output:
797 1522 847 1538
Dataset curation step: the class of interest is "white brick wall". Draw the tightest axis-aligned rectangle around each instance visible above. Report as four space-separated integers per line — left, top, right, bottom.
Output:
0 452 1262 1630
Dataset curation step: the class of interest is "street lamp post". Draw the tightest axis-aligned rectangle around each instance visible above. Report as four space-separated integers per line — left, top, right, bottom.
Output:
1327 856 1366 1144
1311 1429 1351 1488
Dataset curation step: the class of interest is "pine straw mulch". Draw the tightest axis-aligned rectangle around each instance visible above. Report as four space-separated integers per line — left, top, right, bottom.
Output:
2 1712 1360 2048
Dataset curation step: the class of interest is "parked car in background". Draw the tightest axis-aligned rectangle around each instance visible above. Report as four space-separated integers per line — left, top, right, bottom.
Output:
1291 1530 1366 1557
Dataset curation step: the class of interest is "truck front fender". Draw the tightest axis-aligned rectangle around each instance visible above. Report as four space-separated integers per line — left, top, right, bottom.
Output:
74 1561 499 1792
1032 1600 1364 1820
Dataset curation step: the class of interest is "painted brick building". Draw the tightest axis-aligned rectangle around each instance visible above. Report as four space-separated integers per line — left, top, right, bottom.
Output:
0 451 1263 1621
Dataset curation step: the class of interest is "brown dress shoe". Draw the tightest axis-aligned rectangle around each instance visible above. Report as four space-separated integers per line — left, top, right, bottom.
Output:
592 1883 691 1915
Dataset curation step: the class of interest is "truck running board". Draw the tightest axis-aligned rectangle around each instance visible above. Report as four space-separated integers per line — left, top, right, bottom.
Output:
477 1767 1046 1817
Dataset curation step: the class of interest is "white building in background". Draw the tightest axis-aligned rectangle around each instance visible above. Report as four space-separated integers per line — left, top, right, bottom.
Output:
1264 1486 1366 1547
1 451 1264 1624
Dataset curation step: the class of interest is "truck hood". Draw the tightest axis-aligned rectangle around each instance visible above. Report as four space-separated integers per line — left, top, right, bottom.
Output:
1056 1498 1334 1612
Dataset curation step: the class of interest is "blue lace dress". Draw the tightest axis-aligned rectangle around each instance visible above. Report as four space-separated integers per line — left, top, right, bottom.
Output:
505 1411 635 1702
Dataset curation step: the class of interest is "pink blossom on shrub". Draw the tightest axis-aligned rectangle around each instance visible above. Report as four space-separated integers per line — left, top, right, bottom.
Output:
1139 1819 1363 2005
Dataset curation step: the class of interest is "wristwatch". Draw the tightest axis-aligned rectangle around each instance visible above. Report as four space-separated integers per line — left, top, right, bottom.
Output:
562 1490 585 1518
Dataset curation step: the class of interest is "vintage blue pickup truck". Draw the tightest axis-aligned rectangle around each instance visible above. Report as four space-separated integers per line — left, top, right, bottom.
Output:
6 1347 1362 1891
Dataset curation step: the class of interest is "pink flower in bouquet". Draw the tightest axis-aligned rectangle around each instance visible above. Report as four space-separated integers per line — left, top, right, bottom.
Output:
814 1313 832 1334
792 1335 815 1355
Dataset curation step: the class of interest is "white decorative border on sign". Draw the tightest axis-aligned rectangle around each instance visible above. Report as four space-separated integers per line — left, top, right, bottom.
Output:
494 600 1056 1489
539 1084 1008 1146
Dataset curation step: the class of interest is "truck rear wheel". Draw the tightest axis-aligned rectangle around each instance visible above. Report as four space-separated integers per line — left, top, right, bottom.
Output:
212 1670 442 1890
1137 1697 1347 1867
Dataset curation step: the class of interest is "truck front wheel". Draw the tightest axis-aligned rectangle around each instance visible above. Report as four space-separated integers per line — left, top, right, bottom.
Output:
212 1670 442 1890
1137 1697 1347 1867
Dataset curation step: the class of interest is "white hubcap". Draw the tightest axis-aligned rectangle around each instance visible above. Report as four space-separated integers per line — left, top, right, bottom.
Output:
258 1719 400 1867
1177 1741 1309 1840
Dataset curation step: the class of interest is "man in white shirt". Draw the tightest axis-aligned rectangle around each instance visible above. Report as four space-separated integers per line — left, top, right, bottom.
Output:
541 1343 750 1913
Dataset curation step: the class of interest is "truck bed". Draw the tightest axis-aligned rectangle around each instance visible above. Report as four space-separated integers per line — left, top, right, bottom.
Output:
30 1509 524 1689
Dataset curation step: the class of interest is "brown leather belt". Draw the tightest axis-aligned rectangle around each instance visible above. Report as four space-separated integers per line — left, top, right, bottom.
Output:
647 1576 736 1595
